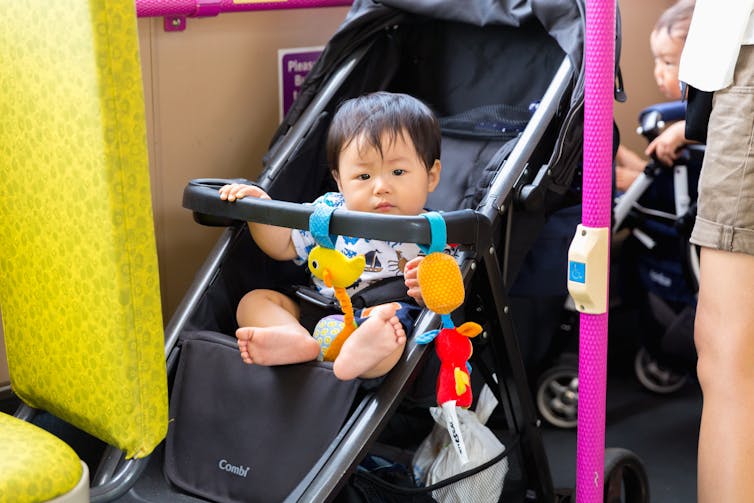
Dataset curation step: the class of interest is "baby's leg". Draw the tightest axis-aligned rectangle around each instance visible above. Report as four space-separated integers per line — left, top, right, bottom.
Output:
236 289 321 366
333 303 406 380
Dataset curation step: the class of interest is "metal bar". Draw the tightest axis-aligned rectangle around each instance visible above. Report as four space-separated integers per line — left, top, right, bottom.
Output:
163 225 241 357
612 170 654 232
89 457 150 502
481 248 555 503
261 48 367 183
183 180 481 247
478 56 574 222
136 0 351 18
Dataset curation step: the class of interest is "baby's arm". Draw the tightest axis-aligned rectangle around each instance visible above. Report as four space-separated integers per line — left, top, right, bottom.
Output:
645 120 688 167
615 144 647 191
219 183 297 261
616 144 646 173
404 256 425 307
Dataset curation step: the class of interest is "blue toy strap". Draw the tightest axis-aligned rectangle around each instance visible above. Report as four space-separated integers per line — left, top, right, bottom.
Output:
418 211 447 255
309 204 337 249
415 329 440 345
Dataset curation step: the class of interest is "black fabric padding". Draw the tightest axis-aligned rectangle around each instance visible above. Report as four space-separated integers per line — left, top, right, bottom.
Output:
164 331 360 503
430 135 519 212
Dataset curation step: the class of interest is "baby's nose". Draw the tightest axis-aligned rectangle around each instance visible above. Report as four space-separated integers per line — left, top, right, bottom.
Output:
373 175 391 193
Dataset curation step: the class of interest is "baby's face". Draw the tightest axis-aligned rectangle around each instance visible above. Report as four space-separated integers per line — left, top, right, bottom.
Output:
650 28 684 100
334 130 440 216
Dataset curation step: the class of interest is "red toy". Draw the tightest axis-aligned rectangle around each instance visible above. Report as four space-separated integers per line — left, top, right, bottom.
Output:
413 213 483 463
433 322 482 407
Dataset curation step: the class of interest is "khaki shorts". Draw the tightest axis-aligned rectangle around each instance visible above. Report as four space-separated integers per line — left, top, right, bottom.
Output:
690 45 754 256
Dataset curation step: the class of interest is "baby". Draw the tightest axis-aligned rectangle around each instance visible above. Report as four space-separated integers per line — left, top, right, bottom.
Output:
219 92 443 380
616 0 695 190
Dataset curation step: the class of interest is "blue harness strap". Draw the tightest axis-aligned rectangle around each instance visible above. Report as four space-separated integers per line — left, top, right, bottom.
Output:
309 204 337 249
418 211 447 255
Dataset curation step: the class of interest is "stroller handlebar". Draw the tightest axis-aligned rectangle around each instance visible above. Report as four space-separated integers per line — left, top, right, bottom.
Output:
183 178 484 247
637 100 686 141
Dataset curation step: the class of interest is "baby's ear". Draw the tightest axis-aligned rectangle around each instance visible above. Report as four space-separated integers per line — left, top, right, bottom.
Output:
427 159 441 192
331 170 343 191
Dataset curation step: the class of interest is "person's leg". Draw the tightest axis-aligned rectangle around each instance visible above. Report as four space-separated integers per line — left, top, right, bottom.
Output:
333 303 406 380
695 248 754 502
235 289 321 366
688 46 754 501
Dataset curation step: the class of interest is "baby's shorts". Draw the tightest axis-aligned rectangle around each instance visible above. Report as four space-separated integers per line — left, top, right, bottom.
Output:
690 45 754 256
312 302 421 359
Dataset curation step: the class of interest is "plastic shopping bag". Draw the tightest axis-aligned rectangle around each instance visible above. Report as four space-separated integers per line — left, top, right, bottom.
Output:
412 385 508 503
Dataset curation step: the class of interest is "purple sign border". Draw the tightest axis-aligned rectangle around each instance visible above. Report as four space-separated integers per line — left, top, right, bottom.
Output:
279 47 323 120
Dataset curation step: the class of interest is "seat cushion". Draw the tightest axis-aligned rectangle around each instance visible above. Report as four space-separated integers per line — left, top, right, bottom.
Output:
0 413 83 503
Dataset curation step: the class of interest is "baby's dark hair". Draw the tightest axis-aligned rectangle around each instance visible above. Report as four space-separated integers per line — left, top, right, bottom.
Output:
654 0 694 40
326 92 441 173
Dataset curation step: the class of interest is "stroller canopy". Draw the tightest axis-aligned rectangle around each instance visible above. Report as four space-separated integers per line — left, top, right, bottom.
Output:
346 0 585 75
271 0 591 201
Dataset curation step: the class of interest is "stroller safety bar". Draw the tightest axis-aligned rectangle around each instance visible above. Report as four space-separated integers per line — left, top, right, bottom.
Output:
183 179 485 247
637 100 685 138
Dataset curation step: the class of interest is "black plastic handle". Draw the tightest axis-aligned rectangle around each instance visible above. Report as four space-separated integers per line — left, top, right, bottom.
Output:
182 178 485 247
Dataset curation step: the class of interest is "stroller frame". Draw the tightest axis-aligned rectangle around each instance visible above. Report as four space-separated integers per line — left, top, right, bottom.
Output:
180 55 575 502
158 0 650 499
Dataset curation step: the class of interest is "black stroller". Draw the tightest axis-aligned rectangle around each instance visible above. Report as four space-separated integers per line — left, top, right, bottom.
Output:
615 100 701 394
535 101 701 429
116 1 648 502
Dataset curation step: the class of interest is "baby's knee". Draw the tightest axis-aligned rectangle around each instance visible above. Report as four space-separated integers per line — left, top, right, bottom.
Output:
238 289 294 312
240 288 282 303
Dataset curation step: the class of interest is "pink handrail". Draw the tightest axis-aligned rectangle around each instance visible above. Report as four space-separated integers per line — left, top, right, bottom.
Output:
136 0 352 18
577 0 615 501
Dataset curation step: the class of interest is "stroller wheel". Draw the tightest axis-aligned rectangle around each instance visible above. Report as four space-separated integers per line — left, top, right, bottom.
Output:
634 347 688 394
536 362 578 429
604 447 650 503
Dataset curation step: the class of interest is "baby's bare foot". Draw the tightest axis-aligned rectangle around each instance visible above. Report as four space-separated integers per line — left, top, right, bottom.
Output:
236 327 255 364
333 304 406 380
235 324 320 366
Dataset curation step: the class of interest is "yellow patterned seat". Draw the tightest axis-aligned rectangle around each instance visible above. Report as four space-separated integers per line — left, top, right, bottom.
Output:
0 414 87 503
0 0 168 501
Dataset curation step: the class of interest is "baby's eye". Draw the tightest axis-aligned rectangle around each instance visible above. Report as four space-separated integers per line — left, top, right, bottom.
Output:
392 169 406 176
357 173 370 181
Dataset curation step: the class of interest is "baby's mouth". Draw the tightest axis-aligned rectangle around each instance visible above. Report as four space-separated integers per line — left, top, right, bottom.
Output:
375 202 394 212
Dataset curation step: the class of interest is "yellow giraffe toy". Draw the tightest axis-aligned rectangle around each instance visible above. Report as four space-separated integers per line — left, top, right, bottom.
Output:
308 246 365 361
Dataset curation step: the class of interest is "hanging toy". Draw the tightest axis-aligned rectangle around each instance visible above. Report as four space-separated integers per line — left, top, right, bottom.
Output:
414 212 482 464
308 204 365 362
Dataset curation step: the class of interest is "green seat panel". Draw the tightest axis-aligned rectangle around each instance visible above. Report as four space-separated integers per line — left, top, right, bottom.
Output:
0 0 168 459
0 413 83 503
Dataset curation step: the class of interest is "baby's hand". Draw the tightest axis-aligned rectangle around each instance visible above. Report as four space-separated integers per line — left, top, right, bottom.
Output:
219 183 270 202
645 121 687 167
404 256 425 307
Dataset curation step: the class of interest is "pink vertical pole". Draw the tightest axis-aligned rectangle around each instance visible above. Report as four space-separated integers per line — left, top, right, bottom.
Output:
578 0 615 502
